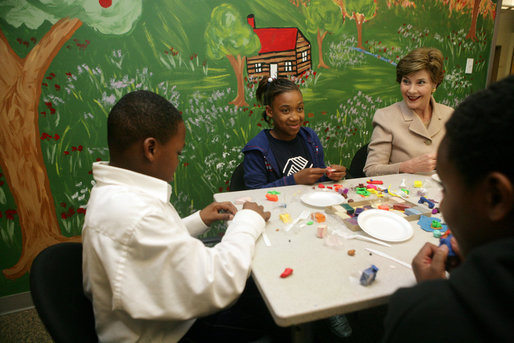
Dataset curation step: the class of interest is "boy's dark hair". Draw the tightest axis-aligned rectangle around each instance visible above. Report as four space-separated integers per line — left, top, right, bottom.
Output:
255 77 300 124
107 90 183 156
445 75 514 185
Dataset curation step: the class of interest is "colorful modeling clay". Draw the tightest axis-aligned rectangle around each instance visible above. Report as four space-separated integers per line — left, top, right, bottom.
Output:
439 234 460 270
342 203 355 215
431 220 442 229
318 184 325 189
392 203 410 211
360 265 379 286
280 268 293 278
347 249 356 256
356 187 370 196
433 230 441 238
265 193 278 202
378 205 390 211
417 215 448 233
404 208 422 216
354 208 364 217
312 212 326 223
418 196 435 209
367 179 384 185
316 225 328 238
414 181 423 188
279 213 291 223
337 187 349 198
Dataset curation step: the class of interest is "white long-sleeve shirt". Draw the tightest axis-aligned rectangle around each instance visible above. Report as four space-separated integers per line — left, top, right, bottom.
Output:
82 162 265 342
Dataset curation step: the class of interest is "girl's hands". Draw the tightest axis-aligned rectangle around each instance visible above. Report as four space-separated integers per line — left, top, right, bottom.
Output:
326 165 347 181
294 168 327 185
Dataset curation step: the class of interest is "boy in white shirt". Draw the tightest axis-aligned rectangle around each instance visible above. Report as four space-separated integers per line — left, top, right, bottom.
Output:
82 90 274 342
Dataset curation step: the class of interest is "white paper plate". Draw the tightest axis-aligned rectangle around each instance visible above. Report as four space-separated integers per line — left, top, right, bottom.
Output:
357 209 413 242
432 173 441 183
300 191 346 207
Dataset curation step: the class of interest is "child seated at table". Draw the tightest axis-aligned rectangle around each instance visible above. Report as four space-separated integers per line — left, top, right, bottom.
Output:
243 77 352 338
82 90 281 342
242 77 346 189
383 76 514 342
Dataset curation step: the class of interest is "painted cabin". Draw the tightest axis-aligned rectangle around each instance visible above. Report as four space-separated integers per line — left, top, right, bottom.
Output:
246 14 312 79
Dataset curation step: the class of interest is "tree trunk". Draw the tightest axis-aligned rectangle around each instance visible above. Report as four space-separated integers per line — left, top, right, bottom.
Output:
226 54 249 107
353 12 365 50
0 17 83 280
465 0 480 41
317 29 330 69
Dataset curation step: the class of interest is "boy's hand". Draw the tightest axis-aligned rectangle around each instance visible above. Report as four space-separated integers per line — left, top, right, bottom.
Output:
200 202 237 226
294 168 326 185
326 165 347 180
243 201 270 222
412 242 449 282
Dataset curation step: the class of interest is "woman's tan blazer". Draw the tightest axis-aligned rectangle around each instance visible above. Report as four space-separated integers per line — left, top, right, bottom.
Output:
364 97 453 177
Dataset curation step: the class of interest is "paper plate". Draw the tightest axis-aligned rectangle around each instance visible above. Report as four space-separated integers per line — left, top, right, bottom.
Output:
300 191 346 207
432 173 441 183
357 209 413 242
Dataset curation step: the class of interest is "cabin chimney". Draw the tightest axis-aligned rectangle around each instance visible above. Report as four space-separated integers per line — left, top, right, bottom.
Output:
247 14 256 28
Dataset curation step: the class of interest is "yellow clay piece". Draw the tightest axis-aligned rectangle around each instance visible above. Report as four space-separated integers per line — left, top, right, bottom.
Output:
279 213 291 223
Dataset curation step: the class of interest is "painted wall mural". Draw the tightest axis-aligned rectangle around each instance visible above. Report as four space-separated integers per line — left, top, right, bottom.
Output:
0 0 497 296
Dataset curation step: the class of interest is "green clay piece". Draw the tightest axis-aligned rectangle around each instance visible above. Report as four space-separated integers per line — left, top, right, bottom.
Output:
431 220 442 228
267 190 281 195
433 230 441 238
356 188 370 196
306 221 314 225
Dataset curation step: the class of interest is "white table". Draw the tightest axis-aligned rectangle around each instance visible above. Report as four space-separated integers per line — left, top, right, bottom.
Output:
214 173 443 329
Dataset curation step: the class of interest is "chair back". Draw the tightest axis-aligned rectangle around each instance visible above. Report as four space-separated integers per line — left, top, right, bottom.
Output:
30 242 98 343
348 143 369 179
229 162 247 191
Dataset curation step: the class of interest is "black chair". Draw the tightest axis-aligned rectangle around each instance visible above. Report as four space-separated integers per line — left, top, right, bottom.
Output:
229 162 247 192
348 143 369 179
30 242 98 343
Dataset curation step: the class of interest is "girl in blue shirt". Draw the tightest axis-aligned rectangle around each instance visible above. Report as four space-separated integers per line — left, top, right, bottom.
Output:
243 77 346 189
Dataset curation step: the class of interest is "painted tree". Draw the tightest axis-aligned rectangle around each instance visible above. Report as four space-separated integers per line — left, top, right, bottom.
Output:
332 0 377 50
436 0 496 42
303 0 342 69
204 4 260 107
0 0 142 279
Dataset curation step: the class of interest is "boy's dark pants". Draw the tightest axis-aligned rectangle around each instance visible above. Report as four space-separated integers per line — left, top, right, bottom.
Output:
180 276 289 342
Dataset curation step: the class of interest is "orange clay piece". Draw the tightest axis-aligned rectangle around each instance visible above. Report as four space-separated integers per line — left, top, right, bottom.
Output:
347 249 356 256
312 212 326 223
265 193 278 202
378 205 390 211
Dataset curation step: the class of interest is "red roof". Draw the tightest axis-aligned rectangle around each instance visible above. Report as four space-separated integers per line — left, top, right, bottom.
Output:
253 28 299 54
